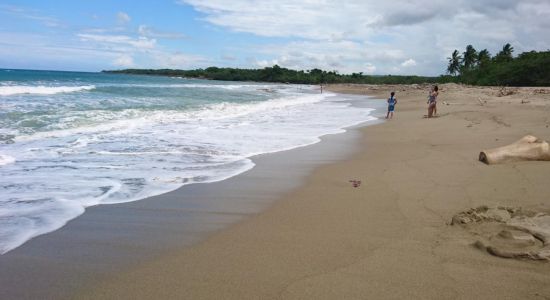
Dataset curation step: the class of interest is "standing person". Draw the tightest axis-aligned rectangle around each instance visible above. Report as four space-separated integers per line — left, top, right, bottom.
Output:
427 85 439 118
386 91 397 119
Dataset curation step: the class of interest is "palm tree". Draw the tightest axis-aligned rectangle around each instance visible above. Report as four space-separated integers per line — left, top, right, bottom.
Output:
495 43 514 62
477 49 491 68
462 45 478 70
447 50 462 75
501 43 514 57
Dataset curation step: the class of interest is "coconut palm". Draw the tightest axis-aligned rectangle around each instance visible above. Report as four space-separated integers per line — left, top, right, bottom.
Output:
462 45 478 70
477 49 491 68
447 50 462 75
495 43 514 62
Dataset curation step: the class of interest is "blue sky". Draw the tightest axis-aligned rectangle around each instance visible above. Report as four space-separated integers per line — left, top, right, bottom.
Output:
1 0 549 75
0 1 276 71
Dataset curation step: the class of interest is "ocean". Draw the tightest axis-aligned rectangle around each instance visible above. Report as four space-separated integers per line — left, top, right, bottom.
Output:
0 69 378 254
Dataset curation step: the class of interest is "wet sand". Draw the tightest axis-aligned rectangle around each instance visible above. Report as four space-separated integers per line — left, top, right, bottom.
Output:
78 83 550 299
0 94 384 299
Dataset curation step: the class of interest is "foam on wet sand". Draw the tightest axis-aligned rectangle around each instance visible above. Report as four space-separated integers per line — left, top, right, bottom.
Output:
75 84 550 299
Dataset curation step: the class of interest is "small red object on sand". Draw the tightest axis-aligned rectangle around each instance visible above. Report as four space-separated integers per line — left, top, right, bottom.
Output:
349 179 362 188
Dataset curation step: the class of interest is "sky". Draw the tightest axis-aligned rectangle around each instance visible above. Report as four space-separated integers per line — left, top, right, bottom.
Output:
0 0 549 75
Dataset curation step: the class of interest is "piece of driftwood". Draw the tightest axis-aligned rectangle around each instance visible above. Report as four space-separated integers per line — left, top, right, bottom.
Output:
479 135 550 164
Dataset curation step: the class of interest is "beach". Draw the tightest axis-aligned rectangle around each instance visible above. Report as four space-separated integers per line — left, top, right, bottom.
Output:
3 0 550 298
1 83 549 299
70 84 550 299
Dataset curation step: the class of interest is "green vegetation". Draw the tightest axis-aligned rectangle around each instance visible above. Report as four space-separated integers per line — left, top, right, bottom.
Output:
104 44 550 86
104 65 440 85
446 44 550 86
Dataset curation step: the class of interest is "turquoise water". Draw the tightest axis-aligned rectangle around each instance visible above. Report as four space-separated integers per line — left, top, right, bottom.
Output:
0 69 377 254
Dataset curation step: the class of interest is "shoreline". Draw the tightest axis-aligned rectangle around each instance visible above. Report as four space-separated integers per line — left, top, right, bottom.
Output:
80 83 550 299
0 93 385 299
2 83 549 299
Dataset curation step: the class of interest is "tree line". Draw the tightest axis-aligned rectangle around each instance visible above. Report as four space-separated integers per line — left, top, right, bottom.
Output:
104 44 549 86
446 43 550 86
104 65 439 85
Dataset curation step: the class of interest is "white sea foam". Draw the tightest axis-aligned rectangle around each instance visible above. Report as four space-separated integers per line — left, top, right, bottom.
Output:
14 93 327 143
180 83 269 90
0 154 15 166
0 77 381 255
0 85 95 96
104 82 284 90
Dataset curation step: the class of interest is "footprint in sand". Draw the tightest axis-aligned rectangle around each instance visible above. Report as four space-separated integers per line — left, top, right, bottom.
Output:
451 206 550 261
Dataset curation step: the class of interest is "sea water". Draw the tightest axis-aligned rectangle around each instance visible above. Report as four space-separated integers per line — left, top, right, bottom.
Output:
0 69 377 254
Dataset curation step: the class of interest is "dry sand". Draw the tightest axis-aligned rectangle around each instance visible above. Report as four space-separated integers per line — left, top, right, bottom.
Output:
80 84 550 299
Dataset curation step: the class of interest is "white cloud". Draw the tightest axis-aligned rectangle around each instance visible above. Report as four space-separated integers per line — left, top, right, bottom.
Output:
3 1 548 74
364 63 377 74
178 0 550 75
74 31 206 69
78 33 156 49
117 12 131 23
1 4 63 27
248 39 406 74
151 51 207 68
401 59 417 67
221 54 237 61
178 1 370 40
114 54 134 67
0 12 204 71
253 59 278 68
0 32 123 71
138 25 186 39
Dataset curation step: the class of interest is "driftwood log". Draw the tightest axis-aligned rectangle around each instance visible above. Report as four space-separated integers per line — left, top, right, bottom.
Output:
479 135 550 164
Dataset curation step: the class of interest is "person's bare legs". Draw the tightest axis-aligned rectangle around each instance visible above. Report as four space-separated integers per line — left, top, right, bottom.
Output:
428 103 435 118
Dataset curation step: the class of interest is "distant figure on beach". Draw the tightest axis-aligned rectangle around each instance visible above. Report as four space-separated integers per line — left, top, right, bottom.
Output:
427 85 439 118
320 84 323 94
386 91 397 119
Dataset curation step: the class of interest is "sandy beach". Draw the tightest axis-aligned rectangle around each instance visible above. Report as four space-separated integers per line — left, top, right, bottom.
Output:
71 84 550 299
